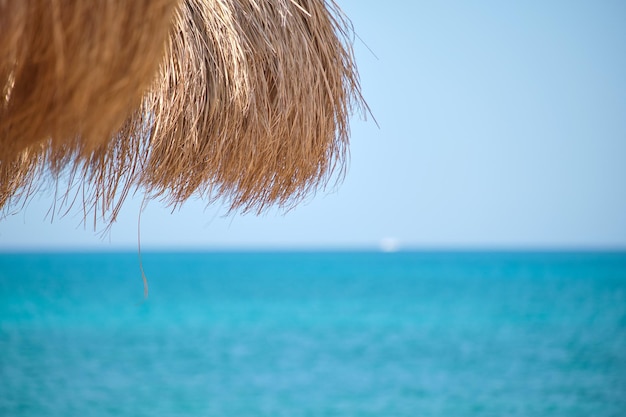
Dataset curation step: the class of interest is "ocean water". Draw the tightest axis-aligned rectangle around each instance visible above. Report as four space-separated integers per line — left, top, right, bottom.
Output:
0 251 625 417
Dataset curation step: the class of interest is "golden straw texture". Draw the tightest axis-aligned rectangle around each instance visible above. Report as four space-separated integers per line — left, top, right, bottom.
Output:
0 0 179 160
1 0 367 226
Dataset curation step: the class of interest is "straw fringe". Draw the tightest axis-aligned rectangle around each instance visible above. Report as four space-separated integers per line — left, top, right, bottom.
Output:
1 0 366 225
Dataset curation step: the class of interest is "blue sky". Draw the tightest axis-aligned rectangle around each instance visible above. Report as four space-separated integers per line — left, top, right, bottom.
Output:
1 0 625 250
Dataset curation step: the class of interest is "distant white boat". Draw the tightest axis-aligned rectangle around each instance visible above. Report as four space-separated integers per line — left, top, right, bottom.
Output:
379 238 400 252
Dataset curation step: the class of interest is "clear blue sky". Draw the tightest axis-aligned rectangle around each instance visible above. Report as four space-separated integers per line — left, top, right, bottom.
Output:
1 0 625 251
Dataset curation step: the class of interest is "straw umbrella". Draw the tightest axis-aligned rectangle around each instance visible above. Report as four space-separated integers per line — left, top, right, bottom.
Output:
0 0 366 225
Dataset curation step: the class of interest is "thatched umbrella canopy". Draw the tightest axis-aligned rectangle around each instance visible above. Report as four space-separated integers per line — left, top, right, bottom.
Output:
0 0 366 225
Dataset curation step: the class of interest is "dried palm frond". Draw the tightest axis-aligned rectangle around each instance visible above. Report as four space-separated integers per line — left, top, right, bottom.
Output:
99 0 366 216
1 0 367 226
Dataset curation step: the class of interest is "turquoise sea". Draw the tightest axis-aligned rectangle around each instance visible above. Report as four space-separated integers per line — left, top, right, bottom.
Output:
1 251 625 416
